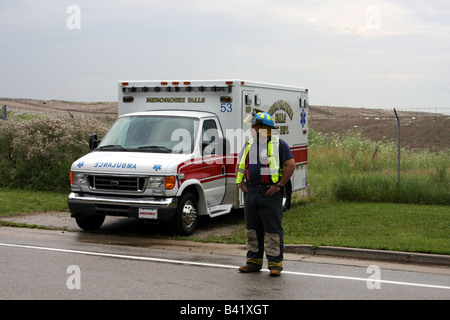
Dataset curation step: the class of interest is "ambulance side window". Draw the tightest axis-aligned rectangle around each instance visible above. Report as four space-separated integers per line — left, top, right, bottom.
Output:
202 119 218 155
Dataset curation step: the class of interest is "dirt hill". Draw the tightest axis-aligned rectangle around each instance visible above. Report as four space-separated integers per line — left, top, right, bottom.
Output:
309 106 449 151
0 98 117 118
1 98 448 151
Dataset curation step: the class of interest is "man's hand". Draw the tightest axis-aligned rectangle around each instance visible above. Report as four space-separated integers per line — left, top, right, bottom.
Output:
265 184 281 197
238 181 248 193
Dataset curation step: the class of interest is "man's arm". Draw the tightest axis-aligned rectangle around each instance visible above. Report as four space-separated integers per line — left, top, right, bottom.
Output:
265 158 295 196
236 157 248 193
278 158 296 187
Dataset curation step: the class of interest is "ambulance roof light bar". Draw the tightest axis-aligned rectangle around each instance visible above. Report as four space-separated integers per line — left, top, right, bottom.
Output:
122 82 233 93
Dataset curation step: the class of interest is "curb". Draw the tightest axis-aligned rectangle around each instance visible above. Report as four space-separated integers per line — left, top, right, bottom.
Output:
285 244 450 267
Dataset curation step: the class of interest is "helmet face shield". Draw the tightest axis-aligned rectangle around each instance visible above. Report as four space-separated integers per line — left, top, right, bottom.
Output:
243 112 255 126
243 108 262 126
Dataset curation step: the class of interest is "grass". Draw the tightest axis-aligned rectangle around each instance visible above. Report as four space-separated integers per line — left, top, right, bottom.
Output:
0 187 68 216
282 201 450 255
193 201 450 255
5 110 38 121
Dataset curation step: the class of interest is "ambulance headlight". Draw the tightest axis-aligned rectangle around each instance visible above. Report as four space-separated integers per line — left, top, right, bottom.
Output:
148 176 176 190
70 172 88 190
148 176 165 189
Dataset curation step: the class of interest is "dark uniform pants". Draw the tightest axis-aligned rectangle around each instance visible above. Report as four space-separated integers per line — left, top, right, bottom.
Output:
244 184 284 269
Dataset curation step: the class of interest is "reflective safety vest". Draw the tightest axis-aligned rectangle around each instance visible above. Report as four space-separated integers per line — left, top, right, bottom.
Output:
236 137 280 184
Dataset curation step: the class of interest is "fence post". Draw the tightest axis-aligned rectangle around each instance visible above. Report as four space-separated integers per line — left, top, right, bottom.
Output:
393 108 400 200
2 105 6 121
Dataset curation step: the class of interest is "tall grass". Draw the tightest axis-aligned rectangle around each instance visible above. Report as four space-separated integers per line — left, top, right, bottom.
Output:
307 128 449 205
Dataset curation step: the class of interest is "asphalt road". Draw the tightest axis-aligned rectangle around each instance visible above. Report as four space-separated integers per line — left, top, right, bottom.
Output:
0 227 449 302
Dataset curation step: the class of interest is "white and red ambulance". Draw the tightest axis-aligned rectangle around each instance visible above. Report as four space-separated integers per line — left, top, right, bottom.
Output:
68 80 308 235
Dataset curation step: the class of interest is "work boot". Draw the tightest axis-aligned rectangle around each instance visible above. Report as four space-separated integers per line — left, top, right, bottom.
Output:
269 266 282 277
238 263 262 273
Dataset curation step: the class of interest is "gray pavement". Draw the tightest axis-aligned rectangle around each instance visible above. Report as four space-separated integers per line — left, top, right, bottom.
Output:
2 211 449 267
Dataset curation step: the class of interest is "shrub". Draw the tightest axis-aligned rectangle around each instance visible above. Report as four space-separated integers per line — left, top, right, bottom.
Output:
0 117 109 192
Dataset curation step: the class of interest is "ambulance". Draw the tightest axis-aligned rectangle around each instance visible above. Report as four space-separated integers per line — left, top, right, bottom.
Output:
68 80 308 235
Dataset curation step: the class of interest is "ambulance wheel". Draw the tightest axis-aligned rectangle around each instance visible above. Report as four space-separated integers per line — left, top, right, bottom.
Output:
174 192 198 236
282 181 292 211
75 215 105 231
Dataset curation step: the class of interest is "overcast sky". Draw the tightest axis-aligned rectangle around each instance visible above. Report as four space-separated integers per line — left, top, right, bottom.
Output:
1 0 449 113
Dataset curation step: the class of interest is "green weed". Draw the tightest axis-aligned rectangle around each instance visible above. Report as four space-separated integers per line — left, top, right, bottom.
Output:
307 128 449 205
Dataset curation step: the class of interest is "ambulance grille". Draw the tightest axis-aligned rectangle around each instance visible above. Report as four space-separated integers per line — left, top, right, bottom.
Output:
88 175 147 192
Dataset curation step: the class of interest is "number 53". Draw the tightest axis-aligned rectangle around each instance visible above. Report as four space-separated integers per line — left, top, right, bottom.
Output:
220 103 232 113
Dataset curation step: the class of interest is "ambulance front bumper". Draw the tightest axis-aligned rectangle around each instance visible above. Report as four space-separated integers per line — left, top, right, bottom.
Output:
68 192 178 221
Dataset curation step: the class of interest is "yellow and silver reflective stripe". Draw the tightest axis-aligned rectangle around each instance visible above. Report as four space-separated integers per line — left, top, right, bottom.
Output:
236 138 281 184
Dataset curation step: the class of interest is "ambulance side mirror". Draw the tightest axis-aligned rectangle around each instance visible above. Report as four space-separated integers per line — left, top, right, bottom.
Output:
89 133 101 151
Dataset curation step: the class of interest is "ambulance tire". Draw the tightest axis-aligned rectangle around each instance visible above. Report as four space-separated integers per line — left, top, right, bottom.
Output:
75 215 105 231
173 192 198 236
282 181 292 211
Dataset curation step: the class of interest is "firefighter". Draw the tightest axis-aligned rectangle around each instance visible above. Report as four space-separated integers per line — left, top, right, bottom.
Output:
236 111 296 276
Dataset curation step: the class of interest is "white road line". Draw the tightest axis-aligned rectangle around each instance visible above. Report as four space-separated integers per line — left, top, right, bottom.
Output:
0 242 237 269
1 242 449 290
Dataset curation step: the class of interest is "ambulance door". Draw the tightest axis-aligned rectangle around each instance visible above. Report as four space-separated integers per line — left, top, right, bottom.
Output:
201 118 226 206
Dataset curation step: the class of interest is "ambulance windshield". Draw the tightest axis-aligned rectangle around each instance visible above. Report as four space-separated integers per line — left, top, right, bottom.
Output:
97 115 197 154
